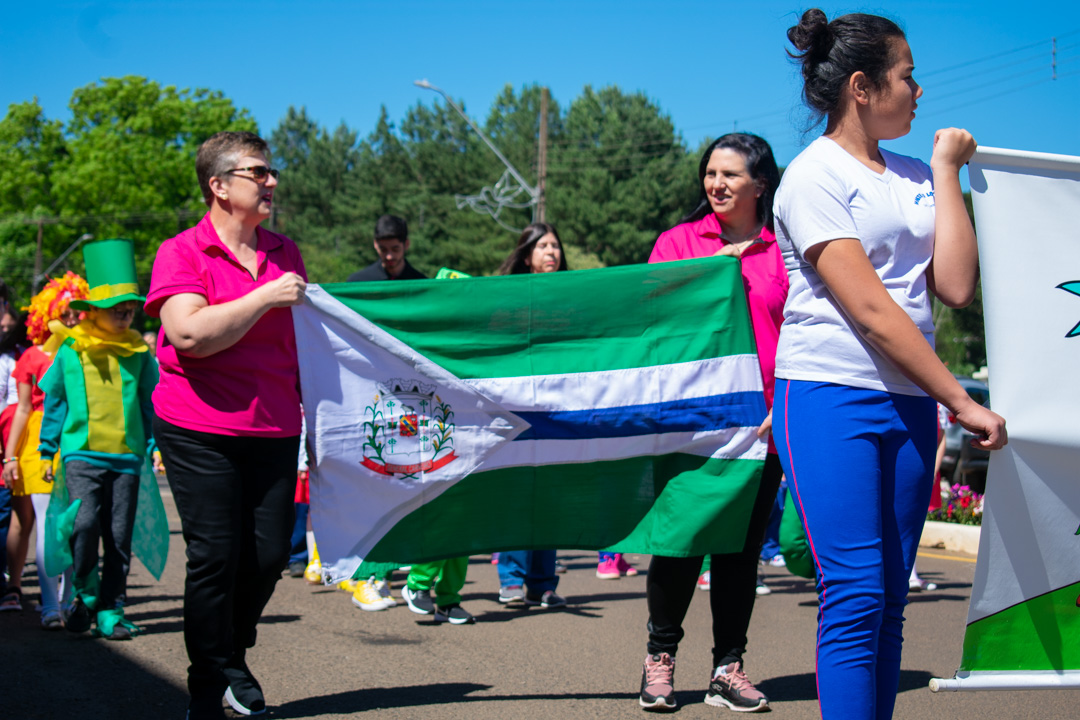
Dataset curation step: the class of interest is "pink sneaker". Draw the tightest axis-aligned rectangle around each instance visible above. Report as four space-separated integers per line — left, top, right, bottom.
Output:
640 653 676 710
705 661 768 711
615 553 638 577
597 557 620 579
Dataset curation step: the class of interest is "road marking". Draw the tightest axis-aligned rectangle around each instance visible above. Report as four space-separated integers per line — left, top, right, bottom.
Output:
917 550 977 564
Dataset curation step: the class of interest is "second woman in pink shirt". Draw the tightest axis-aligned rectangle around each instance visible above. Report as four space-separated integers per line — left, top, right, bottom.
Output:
639 133 787 713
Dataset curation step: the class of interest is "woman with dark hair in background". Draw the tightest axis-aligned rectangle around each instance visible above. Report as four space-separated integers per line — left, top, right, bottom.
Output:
496 222 569 276
639 133 786 713
774 10 1006 718
493 221 571 609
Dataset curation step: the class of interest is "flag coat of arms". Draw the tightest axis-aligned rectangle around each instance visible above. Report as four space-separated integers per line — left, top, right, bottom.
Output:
294 257 768 582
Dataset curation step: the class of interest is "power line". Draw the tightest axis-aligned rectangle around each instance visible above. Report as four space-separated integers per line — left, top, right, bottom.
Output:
928 49 1047 89
547 30 1079 155
918 29 1078 78
0 209 202 226
919 76 1059 119
919 63 1054 105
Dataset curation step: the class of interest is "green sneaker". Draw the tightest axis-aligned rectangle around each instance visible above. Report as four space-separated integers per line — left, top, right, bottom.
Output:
95 607 142 640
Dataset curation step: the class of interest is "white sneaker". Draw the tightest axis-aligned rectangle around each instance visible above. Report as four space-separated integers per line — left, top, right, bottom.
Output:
755 574 771 596
375 579 396 608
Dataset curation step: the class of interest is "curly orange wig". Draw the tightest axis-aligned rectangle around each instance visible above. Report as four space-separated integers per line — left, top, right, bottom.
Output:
26 271 90 346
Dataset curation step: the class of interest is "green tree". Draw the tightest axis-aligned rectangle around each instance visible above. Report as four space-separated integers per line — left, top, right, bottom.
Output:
0 99 68 297
270 106 365 282
548 86 692 266
52 76 256 284
934 284 986 376
0 77 256 302
396 95 513 276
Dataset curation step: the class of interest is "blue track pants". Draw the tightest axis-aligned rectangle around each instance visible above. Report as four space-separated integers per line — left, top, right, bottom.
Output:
773 380 936 720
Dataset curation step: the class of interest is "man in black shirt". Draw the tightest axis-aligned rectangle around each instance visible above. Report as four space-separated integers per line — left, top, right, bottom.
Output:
347 215 427 281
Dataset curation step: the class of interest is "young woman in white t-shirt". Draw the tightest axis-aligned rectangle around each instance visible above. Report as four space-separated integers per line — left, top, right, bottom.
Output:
772 9 1007 719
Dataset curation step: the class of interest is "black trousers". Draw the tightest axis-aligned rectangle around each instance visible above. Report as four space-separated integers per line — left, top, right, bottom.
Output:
154 418 299 702
66 460 139 609
646 453 783 668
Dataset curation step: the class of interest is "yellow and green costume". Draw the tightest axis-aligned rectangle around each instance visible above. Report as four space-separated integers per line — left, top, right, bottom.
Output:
36 238 169 639
38 321 157 472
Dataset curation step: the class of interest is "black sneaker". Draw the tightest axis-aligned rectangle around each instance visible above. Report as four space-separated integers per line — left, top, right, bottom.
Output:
434 604 476 625
223 659 265 716
525 590 566 608
704 661 769 712
287 560 306 578
402 586 435 615
64 598 92 634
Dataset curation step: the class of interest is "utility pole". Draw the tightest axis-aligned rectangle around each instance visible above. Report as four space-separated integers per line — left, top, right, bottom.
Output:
536 87 549 223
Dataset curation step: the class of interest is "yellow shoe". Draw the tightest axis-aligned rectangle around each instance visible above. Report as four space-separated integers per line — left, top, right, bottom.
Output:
352 578 389 611
303 560 323 585
337 578 358 593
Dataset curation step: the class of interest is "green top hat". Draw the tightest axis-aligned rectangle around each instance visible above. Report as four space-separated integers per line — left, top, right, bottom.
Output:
69 238 146 310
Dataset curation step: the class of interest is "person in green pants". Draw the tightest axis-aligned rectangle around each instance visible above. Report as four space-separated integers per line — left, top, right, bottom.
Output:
402 557 474 624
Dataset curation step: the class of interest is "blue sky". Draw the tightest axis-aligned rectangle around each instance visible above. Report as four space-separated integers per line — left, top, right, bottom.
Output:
3 1 1079 171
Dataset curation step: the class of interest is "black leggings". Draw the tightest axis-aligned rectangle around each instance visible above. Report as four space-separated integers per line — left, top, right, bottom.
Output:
646 453 783 668
155 418 299 703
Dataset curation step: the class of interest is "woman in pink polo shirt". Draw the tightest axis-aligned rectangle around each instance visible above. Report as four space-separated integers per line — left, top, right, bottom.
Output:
638 133 786 713
146 131 306 720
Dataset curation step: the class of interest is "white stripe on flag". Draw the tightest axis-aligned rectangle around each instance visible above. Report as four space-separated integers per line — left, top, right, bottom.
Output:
466 355 762 412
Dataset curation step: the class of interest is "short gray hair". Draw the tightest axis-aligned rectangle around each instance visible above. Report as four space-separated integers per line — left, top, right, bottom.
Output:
195 131 269 206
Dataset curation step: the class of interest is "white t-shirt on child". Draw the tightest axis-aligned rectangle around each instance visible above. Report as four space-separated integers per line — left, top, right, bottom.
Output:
773 136 936 396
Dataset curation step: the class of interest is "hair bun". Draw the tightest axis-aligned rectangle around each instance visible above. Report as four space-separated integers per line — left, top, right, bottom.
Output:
788 8 831 54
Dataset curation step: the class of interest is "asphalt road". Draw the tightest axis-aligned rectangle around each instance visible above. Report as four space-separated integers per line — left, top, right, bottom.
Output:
3 483 1078 720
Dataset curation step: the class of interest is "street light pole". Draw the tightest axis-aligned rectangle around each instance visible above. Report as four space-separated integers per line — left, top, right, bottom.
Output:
413 79 539 218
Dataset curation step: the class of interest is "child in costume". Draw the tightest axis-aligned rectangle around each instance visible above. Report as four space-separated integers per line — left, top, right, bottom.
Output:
401 558 474 624
0 273 87 625
37 239 161 639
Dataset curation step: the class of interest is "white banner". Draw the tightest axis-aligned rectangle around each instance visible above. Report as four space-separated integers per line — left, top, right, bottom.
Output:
932 147 1080 691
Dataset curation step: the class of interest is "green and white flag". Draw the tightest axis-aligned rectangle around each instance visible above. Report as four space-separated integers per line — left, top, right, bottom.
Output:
931 147 1080 692
294 257 768 582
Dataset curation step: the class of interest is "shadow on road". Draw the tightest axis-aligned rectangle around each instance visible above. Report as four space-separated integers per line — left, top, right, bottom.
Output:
276 682 640 717
757 669 934 703
1 609 188 720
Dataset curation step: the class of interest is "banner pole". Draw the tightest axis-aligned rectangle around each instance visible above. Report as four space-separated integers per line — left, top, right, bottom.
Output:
931 671 1080 692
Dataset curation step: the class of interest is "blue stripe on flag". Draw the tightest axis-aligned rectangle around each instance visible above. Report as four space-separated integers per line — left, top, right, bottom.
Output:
514 392 767 440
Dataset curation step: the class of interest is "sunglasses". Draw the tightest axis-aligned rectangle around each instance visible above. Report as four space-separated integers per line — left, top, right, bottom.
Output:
224 165 280 182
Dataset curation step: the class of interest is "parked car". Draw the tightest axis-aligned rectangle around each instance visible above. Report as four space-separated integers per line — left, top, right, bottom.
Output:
939 376 990 494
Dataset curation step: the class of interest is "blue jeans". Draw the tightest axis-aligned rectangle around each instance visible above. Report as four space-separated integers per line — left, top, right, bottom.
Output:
0 486 10 583
759 479 787 560
497 550 558 593
774 380 936 720
289 502 309 565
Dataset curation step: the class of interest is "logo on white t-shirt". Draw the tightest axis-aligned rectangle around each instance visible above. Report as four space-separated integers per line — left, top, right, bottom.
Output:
914 191 935 207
